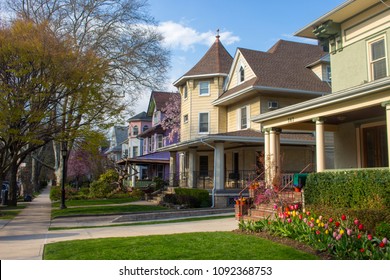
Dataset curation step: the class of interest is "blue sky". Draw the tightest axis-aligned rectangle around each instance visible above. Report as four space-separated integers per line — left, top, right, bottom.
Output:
136 0 346 111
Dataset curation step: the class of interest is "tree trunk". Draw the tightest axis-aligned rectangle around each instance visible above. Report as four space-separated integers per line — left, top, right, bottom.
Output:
8 160 19 206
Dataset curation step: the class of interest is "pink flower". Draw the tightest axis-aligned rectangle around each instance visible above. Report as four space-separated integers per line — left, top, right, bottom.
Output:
354 219 359 225
273 204 278 210
289 205 294 211
298 214 303 220
333 232 337 238
324 223 328 229
341 214 347 221
306 211 311 216
329 218 333 223
383 238 388 245
347 229 352 236
287 218 292 223
303 218 307 223
319 215 323 221
294 204 299 210
367 234 372 240
336 234 342 240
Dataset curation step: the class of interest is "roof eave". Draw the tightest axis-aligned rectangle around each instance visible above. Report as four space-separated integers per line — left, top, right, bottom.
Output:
173 73 228 87
252 77 390 124
212 86 326 106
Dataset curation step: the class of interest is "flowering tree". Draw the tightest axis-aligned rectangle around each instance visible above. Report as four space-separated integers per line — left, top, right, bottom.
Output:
67 149 92 186
161 93 181 142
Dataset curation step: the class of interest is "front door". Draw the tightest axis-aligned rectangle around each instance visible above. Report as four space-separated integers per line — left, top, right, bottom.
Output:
362 125 388 167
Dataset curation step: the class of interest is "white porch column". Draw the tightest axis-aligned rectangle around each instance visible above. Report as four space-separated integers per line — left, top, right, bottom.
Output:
263 129 271 185
314 117 326 172
214 141 225 190
169 151 176 187
269 128 281 185
179 152 186 187
188 147 197 188
382 101 390 167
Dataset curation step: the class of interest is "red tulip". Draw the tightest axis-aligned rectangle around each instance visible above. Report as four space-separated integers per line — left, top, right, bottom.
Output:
367 234 372 240
357 234 362 239
306 211 311 216
358 224 364 231
316 230 321 235
328 218 333 223
335 221 340 227
299 214 303 220
354 219 359 225
341 214 346 221
379 242 385 248
360 248 365 253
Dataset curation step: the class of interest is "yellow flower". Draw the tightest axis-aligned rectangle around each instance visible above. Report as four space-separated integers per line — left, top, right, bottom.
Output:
325 230 329 235
340 229 344 235
316 219 320 224
320 222 325 228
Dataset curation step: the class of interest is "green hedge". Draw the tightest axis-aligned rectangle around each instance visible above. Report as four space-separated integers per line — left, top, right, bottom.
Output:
305 169 390 210
172 188 211 208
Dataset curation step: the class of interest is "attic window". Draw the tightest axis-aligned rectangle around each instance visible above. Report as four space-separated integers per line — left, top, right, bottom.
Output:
239 66 245 83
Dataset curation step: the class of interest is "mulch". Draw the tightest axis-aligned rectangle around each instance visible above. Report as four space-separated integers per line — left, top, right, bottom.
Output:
233 229 333 260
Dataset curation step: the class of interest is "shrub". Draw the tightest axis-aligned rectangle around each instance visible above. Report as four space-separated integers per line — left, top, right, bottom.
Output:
376 222 390 239
88 169 118 198
305 169 390 210
174 188 211 208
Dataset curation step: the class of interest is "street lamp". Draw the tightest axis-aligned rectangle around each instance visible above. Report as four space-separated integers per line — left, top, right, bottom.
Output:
60 144 67 209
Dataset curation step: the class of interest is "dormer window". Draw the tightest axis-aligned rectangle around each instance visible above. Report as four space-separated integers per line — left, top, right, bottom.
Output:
239 66 245 83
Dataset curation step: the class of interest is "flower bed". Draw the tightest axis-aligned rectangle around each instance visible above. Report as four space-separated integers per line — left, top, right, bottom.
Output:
239 204 389 260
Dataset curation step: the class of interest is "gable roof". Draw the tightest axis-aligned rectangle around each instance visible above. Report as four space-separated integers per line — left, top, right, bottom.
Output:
147 91 181 116
217 40 331 102
173 36 233 86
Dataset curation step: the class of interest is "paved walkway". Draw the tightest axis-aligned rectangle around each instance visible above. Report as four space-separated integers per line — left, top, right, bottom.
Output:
0 186 238 260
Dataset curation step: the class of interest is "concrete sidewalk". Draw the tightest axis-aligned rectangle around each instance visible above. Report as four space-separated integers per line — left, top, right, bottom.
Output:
0 186 238 260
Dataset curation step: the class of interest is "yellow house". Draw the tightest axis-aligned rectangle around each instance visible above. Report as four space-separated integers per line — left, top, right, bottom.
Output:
253 0 390 184
163 36 332 207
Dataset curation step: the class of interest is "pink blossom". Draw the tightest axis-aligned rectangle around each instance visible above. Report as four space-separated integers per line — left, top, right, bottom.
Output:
294 204 299 210
367 234 373 240
347 229 352 236
382 238 388 245
324 223 328 229
273 204 278 210
336 234 342 240
303 218 307 223
318 215 323 221
329 218 333 223
287 218 292 223
354 219 359 225
333 232 337 238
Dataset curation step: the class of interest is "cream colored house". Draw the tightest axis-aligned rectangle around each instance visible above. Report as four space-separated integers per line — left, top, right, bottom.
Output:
162 36 332 207
253 0 390 184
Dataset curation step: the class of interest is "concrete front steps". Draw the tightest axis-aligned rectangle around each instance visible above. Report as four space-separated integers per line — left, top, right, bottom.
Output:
112 207 234 223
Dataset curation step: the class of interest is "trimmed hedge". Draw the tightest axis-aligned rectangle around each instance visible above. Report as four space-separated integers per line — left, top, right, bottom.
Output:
170 188 211 208
305 169 390 210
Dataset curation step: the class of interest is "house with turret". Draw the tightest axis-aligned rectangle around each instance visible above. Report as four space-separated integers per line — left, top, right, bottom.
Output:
162 35 332 207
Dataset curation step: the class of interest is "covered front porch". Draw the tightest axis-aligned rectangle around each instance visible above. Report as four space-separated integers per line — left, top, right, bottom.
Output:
162 129 316 207
253 77 390 185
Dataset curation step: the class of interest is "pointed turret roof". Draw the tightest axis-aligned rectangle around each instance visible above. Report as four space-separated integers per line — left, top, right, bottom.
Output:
174 36 233 86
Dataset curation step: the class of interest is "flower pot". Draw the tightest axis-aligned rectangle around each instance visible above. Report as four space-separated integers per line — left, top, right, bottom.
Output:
294 187 301 192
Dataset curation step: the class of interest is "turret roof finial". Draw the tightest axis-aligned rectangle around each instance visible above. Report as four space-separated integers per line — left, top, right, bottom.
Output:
216 28 220 40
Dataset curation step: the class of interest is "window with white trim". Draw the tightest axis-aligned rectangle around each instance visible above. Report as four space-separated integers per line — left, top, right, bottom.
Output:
369 37 387 81
183 114 188 123
237 106 250 130
133 125 139 136
199 81 210 96
199 112 209 133
157 134 163 149
183 85 188 99
239 65 245 83
132 146 138 157
142 125 149 132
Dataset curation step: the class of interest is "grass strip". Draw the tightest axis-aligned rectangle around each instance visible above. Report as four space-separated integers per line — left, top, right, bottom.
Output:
43 231 319 260
51 204 167 219
49 215 235 231
51 197 140 208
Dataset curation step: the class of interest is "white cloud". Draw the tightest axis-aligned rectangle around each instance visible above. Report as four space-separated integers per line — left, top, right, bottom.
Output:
158 21 240 51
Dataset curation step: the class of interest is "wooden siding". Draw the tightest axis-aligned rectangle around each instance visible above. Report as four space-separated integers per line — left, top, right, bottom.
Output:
226 52 256 90
226 96 261 132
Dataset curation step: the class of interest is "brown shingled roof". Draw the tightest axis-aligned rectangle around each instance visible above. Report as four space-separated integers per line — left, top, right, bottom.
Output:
183 36 233 77
219 40 330 99
147 91 181 116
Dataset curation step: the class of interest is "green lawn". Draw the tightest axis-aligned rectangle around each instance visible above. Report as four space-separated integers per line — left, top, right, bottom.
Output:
51 204 167 219
43 232 318 260
0 205 26 220
51 197 140 208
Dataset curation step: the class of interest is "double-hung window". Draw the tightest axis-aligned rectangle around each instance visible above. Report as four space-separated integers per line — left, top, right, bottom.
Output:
369 38 387 81
199 81 210 96
157 134 163 149
238 106 250 130
199 112 209 134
